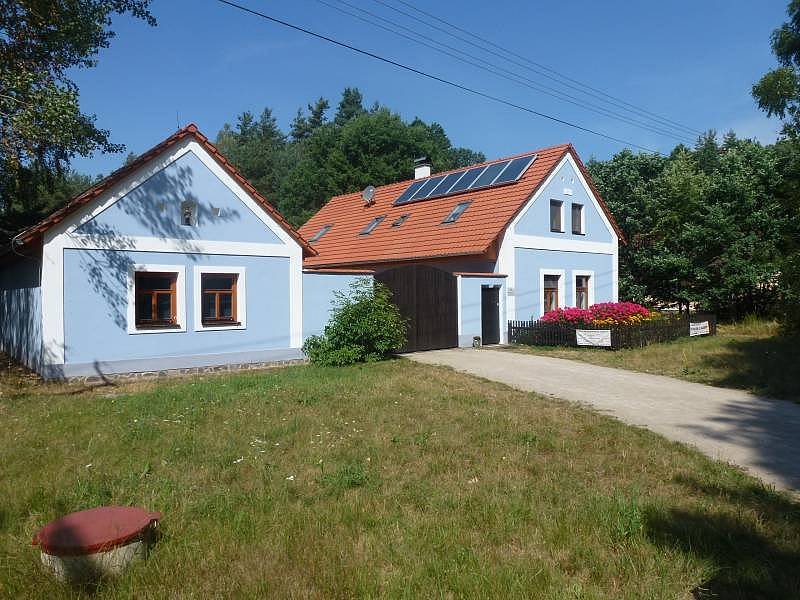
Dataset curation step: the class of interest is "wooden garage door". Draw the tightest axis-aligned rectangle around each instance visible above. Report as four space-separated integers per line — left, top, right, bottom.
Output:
375 265 458 352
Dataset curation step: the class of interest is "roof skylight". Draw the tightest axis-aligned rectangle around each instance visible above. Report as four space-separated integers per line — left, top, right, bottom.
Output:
360 216 385 235
442 201 471 224
391 214 409 227
309 224 332 243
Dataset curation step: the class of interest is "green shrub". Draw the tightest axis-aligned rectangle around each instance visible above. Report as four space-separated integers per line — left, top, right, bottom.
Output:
302 278 407 366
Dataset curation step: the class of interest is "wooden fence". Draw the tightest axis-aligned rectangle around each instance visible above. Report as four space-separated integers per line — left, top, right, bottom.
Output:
508 313 717 350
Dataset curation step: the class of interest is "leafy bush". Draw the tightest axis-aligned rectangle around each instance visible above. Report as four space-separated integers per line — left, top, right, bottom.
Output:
540 302 657 326
302 278 407 366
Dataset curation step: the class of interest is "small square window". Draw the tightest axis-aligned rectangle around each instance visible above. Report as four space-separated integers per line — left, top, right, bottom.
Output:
550 200 563 233
181 200 197 226
442 201 470 224
360 216 385 235
571 203 584 235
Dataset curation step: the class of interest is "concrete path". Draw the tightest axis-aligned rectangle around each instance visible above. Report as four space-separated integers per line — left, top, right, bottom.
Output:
407 348 800 492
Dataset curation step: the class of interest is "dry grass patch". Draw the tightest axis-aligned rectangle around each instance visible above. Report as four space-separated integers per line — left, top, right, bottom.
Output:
0 359 798 598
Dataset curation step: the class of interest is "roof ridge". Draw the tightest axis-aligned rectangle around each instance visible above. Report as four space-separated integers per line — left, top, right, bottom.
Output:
7 124 315 257
325 143 572 202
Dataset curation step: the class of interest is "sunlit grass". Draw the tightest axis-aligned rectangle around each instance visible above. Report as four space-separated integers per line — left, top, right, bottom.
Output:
0 359 798 598
510 319 800 401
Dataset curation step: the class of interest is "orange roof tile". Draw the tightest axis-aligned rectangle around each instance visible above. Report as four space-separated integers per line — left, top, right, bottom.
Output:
300 144 623 269
6 124 315 258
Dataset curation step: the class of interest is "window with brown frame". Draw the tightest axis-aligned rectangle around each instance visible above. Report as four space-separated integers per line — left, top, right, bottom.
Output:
575 275 590 309
544 274 560 313
135 272 178 328
201 273 238 326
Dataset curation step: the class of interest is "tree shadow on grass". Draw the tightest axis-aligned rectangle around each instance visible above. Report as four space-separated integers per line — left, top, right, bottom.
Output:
698 333 800 402
646 474 800 599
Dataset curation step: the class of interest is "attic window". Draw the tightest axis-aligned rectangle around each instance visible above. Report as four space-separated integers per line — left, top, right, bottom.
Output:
181 200 197 226
442 201 471 224
360 216 385 235
391 214 409 227
309 224 332 243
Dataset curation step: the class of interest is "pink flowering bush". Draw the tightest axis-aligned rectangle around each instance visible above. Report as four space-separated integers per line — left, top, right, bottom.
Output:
540 302 657 326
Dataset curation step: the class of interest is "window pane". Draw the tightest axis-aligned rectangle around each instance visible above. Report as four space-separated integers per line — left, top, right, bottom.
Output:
202 275 234 291
202 293 216 319
576 291 587 310
219 293 233 318
156 293 172 321
544 275 559 289
550 201 562 231
136 293 152 321
137 274 173 290
572 204 583 234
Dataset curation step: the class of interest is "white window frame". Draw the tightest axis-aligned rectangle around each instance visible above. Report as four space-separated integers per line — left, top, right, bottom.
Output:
549 199 564 233
193 266 247 331
539 268 565 317
127 264 187 335
571 269 595 309
571 202 585 235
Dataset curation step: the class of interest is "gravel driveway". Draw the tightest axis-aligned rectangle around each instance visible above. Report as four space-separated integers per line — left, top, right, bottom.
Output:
407 348 800 492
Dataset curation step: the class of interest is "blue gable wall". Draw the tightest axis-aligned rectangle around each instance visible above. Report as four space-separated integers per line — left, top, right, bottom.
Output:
514 248 614 320
515 159 612 243
62 249 294 374
76 151 283 244
0 258 43 370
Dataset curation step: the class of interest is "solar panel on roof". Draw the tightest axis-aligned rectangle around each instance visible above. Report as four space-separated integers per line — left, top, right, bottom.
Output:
493 155 536 184
392 154 537 206
428 171 465 198
469 160 510 189
394 179 426 204
410 175 447 201
446 165 486 195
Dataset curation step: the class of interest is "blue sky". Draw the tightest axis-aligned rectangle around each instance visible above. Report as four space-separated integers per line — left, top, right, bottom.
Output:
71 0 787 177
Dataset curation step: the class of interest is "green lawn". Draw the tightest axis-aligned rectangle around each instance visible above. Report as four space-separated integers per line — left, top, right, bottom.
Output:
510 319 800 402
1 358 799 598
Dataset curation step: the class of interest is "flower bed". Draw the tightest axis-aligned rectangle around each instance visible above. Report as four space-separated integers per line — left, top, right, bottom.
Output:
539 302 657 326
509 304 716 350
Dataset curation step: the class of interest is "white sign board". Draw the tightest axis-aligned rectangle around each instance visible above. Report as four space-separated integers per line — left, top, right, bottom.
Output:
689 321 710 337
576 329 612 347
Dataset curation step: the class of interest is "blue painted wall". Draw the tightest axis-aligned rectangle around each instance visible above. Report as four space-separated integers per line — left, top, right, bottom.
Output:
302 272 369 339
63 249 291 366
0 258 43 370
514 248 614 320
459 276 506 347
76 151 283 244
515 159 612 243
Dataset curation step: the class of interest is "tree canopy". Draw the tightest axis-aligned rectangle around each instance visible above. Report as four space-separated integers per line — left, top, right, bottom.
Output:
751 0 800 330
0 0 155 243
216 87 486 225
588 133 786 318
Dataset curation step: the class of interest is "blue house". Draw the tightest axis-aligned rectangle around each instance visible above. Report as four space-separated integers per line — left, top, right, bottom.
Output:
300 144 624 350
0 125 360 378
0 125 623 375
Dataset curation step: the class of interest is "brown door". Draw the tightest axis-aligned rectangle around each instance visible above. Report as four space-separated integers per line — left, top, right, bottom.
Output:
375 265 458 352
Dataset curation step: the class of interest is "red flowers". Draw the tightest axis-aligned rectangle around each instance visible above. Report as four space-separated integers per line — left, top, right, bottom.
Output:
540 302 655 326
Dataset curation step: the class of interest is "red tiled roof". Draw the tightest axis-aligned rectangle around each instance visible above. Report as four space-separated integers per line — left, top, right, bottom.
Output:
7 124 314 257
300 144 623 269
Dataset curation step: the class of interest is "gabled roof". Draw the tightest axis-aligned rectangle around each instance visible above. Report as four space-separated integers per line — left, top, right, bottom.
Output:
6 124 315 257
300 144 623 269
